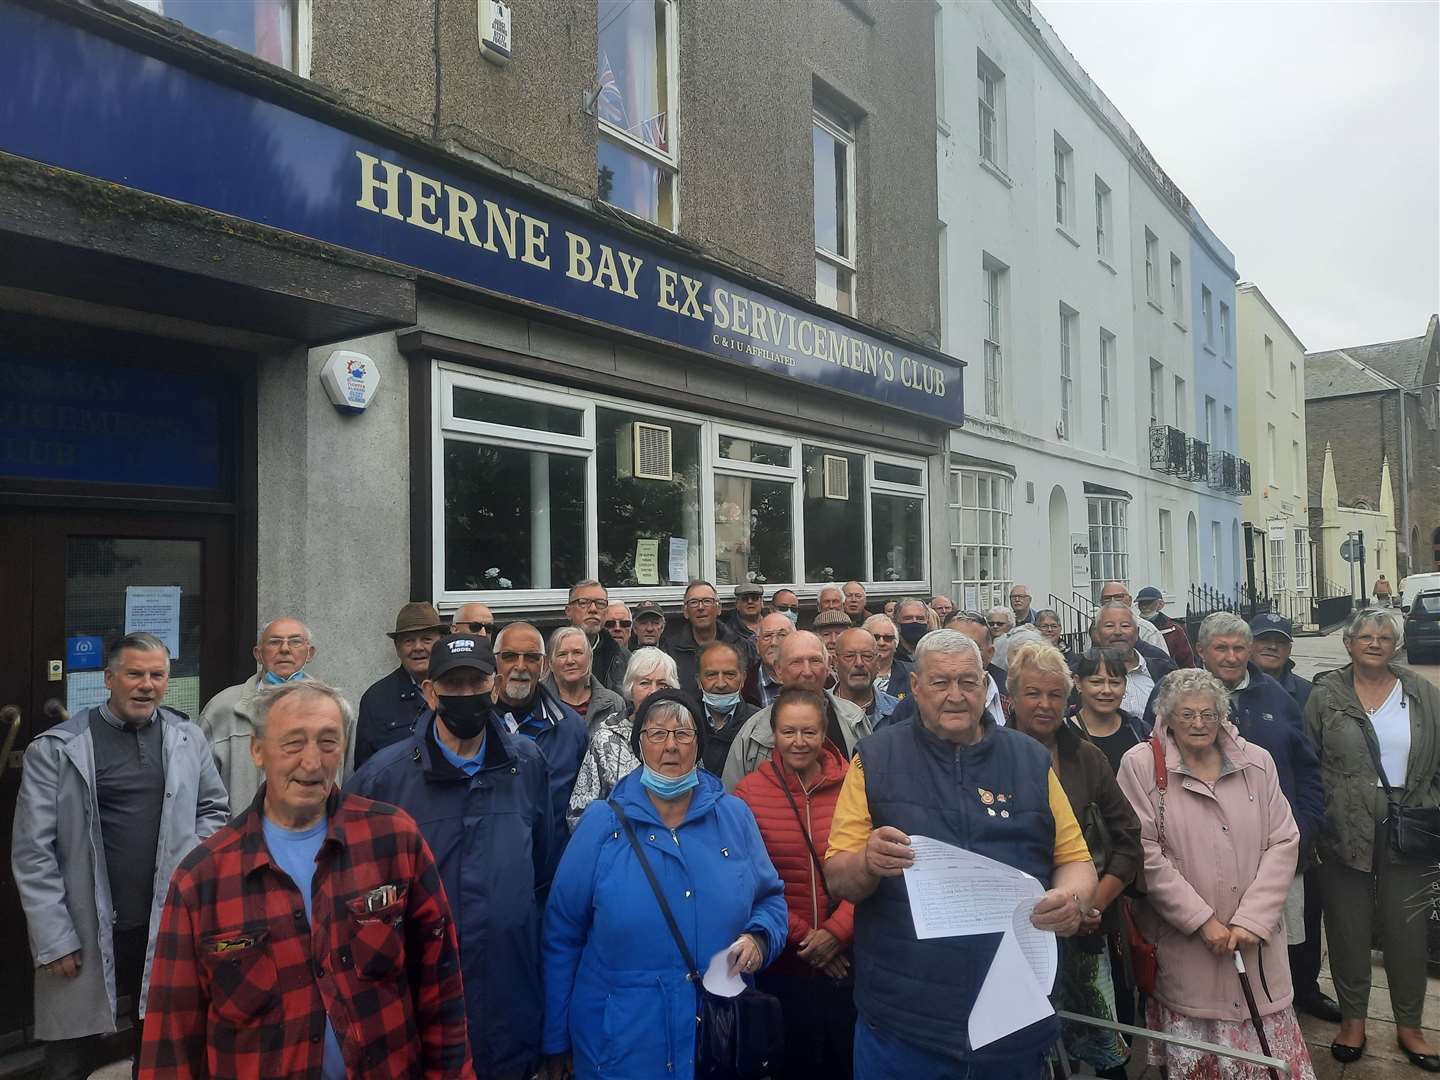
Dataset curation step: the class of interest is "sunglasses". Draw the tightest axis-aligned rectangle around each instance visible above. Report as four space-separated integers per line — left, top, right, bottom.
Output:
771 604 798 613
458 621 495 636
605 619 633 629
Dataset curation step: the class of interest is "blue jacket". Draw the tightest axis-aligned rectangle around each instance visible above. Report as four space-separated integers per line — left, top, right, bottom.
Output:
542 769 787 1080
345 713 558 1075
497 685 590 839
1146 663 1323 856
1276 662 1314 712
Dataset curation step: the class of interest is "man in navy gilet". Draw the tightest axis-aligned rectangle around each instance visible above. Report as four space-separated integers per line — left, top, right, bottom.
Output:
825 629 1098 1078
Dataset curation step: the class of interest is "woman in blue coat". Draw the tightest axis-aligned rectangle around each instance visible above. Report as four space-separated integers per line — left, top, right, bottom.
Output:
541 689 788 1080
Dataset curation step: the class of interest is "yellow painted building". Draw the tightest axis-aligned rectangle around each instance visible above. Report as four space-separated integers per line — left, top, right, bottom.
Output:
1236 283 1312 600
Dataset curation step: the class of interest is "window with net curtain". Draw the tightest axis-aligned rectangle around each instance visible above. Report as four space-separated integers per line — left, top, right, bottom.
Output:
949 470 1012 610
128 0 298 69
596 0 675 227
596 407 700 586
714 436 793 589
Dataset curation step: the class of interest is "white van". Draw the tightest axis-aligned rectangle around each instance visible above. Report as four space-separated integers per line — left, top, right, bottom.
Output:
1400 572 1440 612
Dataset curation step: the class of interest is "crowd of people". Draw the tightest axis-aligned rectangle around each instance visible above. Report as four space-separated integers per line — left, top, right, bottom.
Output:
11 574 1440 1080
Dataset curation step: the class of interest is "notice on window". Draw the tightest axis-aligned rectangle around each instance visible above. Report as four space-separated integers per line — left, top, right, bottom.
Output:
66 670 110 716
125 585 182 659
963 585 979 612
634 539 660 586
667 537 689 584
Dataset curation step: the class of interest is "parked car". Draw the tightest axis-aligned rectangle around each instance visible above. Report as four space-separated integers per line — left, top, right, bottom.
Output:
1400 572 1440 613
1405 590 1440 665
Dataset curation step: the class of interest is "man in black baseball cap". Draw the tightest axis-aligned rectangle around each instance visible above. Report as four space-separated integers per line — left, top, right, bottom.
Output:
1135 586 1196 667
631 600 667 648
1248 612 1310 710
347 633 558 1077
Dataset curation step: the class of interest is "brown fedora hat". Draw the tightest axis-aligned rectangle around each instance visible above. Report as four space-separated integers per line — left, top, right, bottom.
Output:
387 601 447 638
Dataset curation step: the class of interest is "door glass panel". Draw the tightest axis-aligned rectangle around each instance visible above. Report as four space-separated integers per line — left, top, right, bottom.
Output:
65 538 204 717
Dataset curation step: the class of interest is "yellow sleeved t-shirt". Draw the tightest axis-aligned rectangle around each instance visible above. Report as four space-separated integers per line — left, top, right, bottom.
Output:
825 754 1091 867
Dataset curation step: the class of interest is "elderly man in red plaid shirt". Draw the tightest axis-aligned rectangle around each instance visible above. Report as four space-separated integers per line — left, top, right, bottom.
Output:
139 679 474 1079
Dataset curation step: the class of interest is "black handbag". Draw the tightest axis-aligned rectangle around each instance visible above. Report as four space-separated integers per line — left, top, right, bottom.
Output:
607 801 784 1080
1355 710 1440 862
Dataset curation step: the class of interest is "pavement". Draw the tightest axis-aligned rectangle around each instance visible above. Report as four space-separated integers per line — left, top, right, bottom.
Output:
83 630 1440 1080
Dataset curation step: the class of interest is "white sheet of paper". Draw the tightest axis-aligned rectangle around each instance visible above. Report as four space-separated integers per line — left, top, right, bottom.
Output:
967 928 1054 1049
903 835 1044 939
1010 892 1058 992
667 537 689 583
702 947 745 998
124 585 182 659
66 670 110 716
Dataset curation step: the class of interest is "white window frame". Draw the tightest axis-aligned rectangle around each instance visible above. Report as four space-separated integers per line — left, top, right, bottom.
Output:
1223 405 1234 451
1201 286 1214 348
433 363 929 608
1269 534 1288 594
1099 329 1114 451
1149 358 1164 425
1169 253 1185 326
1292 440 1303 496
949 468 1013 611
1293 527 1310 593
1094 176 1112 261
1266 422 1277 485
1173 375 1187 435
1158 508 1174 592
1053 133 1074 231
1144 229 1160 305
1264 336 1275 393
1087 496 1130 604
814 104 857 314
982 258 1004 417
1204 396 1216 446
977 51 1006 172
1289 361 1300 413
1058 304 1076 441
596 0 681 228
1219 302 1231 363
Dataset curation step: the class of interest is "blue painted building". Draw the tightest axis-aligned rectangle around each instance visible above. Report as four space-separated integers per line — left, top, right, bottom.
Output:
1188 208 1242 590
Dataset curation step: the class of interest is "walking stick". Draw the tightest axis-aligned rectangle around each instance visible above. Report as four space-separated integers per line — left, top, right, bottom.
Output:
1234 951 1281 1080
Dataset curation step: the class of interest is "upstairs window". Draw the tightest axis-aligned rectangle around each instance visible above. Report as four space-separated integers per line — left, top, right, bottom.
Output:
1149 359 1164 425
977 52 1006 171
1201 286 1214 347
1094 177 1112 260
1144 229 1160 304
596 0 678 228
1169 254 1184 323
982 258 1005 417
1219 302 1231 361
1053 133 1074 230
129 0 306 71
814 103 856 315
1098 330 1115 451
1058 305 1076 440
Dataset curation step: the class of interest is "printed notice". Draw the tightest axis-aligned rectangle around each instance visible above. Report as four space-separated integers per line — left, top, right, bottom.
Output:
634 539 660 585
667 537 689 583
902 836 1058 1050
124 585 182 659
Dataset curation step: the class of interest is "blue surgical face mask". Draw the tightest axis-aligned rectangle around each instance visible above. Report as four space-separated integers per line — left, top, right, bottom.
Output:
782 609 799 625
640 764 700 800
263 669 308 685
702 690 742 713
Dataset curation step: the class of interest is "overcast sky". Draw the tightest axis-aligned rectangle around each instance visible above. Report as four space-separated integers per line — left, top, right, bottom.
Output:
1035 0 1440 354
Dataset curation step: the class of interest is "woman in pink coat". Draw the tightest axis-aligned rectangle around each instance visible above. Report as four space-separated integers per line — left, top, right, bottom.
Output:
1117 668 1316 1080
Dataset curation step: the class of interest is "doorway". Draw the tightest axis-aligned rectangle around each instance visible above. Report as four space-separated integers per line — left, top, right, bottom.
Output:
0 509 236 1054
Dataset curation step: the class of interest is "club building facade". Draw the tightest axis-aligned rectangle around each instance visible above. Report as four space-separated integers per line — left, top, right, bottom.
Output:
0 0 956 1057
935 0 1247 617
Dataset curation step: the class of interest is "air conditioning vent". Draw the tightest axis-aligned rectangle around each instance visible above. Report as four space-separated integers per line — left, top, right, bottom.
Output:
823 454 849 500
618 422 673 481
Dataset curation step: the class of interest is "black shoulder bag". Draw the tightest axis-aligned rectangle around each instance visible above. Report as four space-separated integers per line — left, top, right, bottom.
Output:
607 801 784 1080
1355 706 1440 862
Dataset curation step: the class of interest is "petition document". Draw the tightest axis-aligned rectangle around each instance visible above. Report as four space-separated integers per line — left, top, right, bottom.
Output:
903 836 1057 1050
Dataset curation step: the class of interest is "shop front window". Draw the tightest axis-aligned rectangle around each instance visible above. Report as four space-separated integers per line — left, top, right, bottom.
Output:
130 0 302 71
802 446 864 583
872 494 924 582
1087 496 1129 603
443 441 587 592
715 475 793 588
949 470 1012 610
596 407 701 586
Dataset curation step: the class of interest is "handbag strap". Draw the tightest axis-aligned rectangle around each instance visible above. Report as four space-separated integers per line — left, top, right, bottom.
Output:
1354 712 1399 799
608 800 701 979
1150 736 1168 855
770 762 838 916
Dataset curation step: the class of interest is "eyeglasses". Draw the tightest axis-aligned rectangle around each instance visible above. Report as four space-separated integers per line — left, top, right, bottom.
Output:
569 597 607 610
1176 710 1221 724
871 633 897 643
498 650 544 664
685 597 718 608
263 636 309 649
926 676 985 693
1352 634 1396 647
604 619 633 629
758 629 791 641
458 621 495 636
640 728 697 745
838 651 877 664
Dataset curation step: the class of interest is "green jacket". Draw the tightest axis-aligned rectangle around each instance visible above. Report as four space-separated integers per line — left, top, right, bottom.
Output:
1304 663 1440 872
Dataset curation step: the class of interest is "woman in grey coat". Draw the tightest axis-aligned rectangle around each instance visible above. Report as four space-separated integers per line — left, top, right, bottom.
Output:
1306 608 1440 1069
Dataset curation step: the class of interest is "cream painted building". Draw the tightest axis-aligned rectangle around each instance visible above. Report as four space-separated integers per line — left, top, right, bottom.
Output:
1236 283 1311 605
1312 445 1398 603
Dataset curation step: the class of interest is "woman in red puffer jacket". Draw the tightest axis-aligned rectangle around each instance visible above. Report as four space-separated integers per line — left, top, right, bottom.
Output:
734 687 856 1080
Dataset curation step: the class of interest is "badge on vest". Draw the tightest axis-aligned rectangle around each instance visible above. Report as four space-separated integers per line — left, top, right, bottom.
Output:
978 788 1012 817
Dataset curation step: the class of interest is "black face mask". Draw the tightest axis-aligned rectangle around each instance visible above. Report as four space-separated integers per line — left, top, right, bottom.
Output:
899 622 928 648
436 693 492 740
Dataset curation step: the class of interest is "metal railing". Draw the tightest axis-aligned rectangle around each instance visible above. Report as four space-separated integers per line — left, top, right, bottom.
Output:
1053 1010 1290 1078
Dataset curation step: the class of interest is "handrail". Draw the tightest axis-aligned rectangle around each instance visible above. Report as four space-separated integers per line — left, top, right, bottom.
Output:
1054 1010 1290 1077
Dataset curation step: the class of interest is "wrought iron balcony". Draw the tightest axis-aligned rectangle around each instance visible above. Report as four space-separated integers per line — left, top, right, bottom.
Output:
1148 424 1188 475
1237 458 1252 496
1186 437 1210 482
1209 449 1238 492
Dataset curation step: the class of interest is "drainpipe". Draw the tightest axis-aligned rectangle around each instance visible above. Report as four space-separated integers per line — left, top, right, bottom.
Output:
1398 386 1410 577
